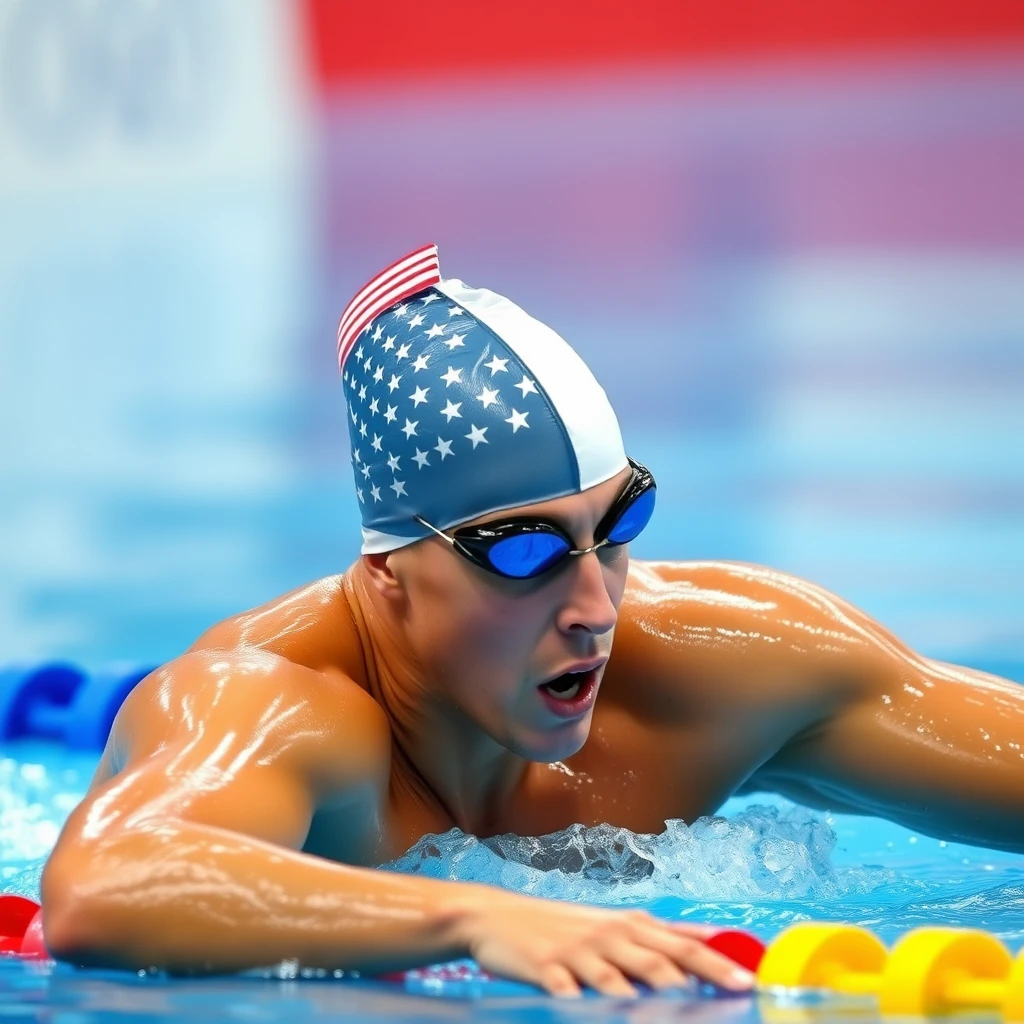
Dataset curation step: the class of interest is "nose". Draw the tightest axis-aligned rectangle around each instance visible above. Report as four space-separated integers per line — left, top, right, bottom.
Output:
555 549 619 637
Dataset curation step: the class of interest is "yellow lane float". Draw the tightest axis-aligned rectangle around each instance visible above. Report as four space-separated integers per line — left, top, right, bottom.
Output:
758 923 1024 1019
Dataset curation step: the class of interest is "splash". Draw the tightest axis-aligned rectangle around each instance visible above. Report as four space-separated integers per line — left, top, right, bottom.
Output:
383 804 898 905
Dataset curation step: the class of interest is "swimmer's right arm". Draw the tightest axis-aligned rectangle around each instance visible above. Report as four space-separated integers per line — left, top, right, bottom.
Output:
42 649 752 996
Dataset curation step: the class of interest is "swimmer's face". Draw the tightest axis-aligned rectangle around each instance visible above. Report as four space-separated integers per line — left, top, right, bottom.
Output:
379 466 633 762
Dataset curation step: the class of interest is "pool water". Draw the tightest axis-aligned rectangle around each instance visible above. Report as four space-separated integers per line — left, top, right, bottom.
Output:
2 24 1023 1022
2 738 1022 1021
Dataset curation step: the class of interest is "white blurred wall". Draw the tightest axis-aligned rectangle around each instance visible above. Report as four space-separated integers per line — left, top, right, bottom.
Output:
0 0 314 662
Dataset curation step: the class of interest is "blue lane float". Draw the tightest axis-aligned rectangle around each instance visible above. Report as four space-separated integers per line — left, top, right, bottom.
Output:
0 663 155 750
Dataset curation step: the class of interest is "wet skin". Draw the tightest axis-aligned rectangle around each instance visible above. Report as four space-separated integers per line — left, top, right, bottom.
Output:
42 471 1024 989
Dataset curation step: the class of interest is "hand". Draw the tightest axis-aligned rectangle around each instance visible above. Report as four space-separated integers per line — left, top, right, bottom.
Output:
454 888 756 998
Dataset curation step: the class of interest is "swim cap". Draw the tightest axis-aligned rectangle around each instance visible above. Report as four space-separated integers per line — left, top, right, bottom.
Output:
336 244 627 553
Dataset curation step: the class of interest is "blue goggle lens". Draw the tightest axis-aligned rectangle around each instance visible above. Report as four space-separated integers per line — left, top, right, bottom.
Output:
487 532 571 578
606 486 656 545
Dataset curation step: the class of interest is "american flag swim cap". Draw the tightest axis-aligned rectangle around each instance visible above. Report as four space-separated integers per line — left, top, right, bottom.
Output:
337 244 627 553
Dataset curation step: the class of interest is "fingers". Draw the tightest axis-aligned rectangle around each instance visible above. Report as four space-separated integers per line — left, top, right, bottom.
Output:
598 941 691 992
642 925 756 991
536 962 582 999
564 949 638 998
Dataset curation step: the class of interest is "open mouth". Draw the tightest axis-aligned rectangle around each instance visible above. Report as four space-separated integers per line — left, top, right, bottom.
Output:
542 672 588 700
538 668 600 718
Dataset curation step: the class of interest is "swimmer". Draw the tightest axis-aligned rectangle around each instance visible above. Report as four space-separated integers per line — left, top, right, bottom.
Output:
43 245 1024 997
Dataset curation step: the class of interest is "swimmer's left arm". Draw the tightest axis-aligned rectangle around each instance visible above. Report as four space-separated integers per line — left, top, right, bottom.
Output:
747 591 1024 853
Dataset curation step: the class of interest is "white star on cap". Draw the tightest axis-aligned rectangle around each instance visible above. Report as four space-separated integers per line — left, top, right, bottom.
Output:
361 463 371 478
388 374 401 392
484 355 509 375
371 434 383 452
356 487 364 503
384 404 398 423
410 385 429 407
372 325 383 342
387 452 401 472
354 345 364 361
359 421 368 438
425 323 445 338
435 437 455 460
352 447 361 462
363 357 372 372
447 306 463 317
514 375 538 398
444 333 466 350
407 313 425 330
371 484 382 502
413 448 430 468
350 407 358 424
382 336 396 352
402 419 418 439
392 304 408 319
390 479 407 497
441 366 463 387
369 397 379 415
396 342 411 361
465 424 488 449
373 366 384 383
412 353 430 372
358 384 367 401
505 408 529 433
441 400 462 421
421 293 441 305
476 386 500 409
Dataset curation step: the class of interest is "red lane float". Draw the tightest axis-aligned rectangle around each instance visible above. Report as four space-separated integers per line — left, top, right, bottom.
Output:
19 910 48 959
705 928 767 973
0 895 47 958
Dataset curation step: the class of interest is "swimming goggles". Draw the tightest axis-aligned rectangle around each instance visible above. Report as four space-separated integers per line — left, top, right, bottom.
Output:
415 457 656 580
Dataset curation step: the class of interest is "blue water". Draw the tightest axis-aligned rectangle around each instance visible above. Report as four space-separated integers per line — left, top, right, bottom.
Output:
2 739 1023 1021
1 21 1023 1023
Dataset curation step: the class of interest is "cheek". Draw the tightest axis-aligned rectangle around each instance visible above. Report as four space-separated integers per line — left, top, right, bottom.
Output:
451 590 546 673
408 562 545 675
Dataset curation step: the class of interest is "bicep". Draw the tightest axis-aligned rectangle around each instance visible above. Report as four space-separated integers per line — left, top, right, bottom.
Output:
58 650 388 855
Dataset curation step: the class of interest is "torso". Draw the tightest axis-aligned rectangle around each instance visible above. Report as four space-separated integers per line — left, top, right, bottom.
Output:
289 560 816 866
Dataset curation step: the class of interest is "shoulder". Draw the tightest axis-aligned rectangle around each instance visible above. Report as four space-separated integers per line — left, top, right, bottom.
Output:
188 573 367 679
107 602 390 800
612 559 904 718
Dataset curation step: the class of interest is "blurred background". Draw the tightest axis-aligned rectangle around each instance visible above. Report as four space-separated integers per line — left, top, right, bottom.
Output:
0 0 1022 676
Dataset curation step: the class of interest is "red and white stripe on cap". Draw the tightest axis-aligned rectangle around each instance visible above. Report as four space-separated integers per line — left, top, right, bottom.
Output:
336 243 441 371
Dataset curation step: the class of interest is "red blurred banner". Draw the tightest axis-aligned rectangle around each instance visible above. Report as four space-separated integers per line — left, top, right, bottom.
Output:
303 0 1024 89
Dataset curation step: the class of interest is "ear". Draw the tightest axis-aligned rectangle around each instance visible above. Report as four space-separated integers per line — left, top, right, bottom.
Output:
361 552 405 602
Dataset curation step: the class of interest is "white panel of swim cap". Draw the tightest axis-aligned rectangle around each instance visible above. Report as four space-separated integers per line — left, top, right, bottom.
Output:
360 524 421 554
435 279 628 491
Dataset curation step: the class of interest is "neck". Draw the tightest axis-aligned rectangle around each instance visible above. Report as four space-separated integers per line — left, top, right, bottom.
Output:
340 562 528 835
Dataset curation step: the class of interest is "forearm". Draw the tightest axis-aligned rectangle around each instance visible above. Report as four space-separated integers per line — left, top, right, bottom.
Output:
42 820 478 974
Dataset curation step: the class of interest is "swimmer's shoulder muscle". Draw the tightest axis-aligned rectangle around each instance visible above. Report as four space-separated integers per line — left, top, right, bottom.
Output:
616 559 862 717
618 560 1024 850
87 574 389 851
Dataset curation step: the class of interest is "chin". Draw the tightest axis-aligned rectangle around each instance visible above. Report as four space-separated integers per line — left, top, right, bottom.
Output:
507 715 593 763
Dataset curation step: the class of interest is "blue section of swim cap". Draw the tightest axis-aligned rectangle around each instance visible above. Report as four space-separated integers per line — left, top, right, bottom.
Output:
342 288 578 544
